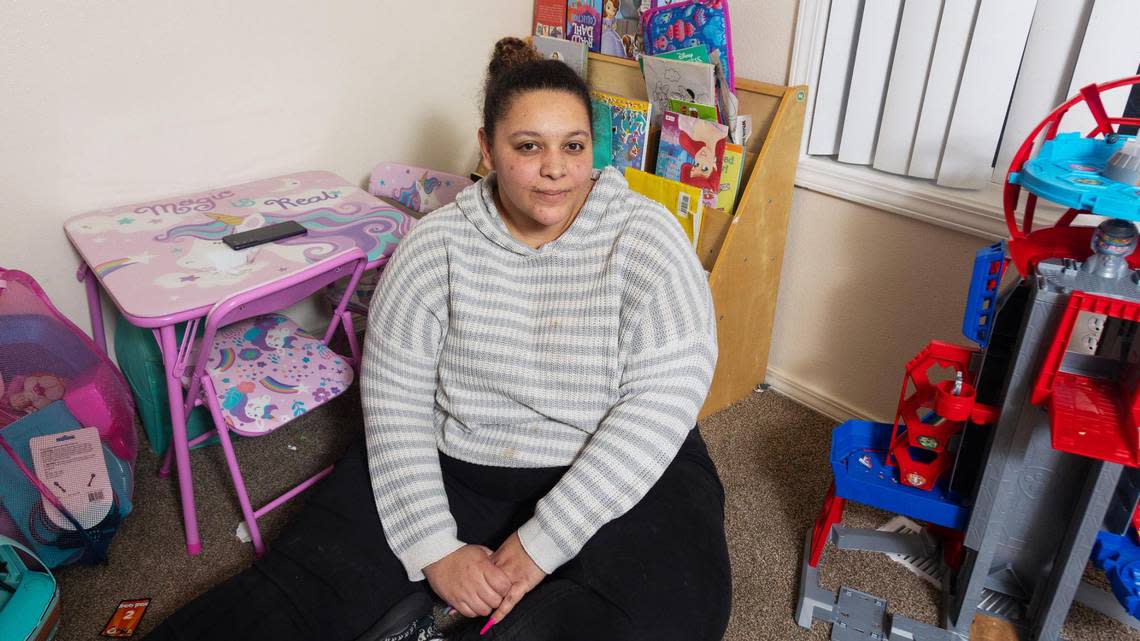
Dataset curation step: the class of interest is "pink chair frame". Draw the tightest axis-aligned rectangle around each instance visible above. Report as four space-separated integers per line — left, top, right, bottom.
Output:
162 248 367 556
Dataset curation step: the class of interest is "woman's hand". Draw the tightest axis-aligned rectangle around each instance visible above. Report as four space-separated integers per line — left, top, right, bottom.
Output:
423 544 512 618
487 532 547 625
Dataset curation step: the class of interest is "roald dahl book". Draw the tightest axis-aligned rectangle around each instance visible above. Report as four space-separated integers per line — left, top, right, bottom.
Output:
567 0 603 52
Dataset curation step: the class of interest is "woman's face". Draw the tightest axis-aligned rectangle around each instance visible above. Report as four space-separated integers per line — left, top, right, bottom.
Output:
478 89 594 248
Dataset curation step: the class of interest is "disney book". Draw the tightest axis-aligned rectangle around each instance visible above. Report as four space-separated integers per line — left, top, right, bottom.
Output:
655 110 728 209
600 0 643 59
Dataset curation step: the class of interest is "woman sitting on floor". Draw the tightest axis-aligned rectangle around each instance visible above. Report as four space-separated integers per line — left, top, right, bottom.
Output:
146 36 731 641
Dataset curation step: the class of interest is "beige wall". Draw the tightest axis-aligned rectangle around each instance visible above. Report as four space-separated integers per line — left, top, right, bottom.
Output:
4 0 986 422
767 192 984 421
729 0 799 89
3 0 529 336
729 1 990 422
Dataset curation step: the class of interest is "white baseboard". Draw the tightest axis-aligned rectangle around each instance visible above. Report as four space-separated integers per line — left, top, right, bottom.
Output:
764 366 888 424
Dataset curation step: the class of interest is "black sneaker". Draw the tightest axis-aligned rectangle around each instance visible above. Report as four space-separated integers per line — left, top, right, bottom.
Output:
380 614 442 641
358 593 442 641
411 614 443 641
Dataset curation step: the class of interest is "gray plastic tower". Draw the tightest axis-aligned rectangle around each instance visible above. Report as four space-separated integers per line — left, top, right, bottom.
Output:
946 219 1140 640
798 219 1140 640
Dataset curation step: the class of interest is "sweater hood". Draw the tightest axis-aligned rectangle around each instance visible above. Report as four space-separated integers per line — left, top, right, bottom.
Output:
454 166 628 256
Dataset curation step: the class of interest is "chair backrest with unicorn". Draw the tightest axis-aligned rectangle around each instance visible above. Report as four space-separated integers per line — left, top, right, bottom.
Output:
327 163 474 316
368 162 473 216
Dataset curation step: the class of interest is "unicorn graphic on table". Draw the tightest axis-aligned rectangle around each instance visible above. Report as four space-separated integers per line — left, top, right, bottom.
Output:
158 206 404 266
159 212 329 268
136 205 408 290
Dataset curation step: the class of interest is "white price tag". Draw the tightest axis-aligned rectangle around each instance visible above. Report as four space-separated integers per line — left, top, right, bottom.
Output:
29 427 113 530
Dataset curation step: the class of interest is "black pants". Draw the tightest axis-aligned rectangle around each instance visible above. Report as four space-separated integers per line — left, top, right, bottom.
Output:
146 428 731 641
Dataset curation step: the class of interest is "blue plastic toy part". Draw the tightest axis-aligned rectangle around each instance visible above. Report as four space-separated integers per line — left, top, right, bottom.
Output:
0 534 60 641
830 420 970 530
1091 530 1140 621
962 242 1007 348
1009 132 1140 221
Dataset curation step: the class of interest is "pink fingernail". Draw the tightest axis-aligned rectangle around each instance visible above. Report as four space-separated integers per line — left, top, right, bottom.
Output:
480 618 496 635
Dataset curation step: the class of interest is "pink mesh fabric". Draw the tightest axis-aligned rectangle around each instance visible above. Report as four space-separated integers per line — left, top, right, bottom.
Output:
0 269 137 560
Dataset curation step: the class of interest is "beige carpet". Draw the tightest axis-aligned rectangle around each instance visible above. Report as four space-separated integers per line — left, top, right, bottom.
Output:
48 389 1138 640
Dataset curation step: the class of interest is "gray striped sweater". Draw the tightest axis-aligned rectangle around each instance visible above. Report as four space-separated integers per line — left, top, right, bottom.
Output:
360 166 717 580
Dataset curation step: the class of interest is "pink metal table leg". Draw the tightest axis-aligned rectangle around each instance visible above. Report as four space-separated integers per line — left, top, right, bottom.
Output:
157 324 202 555
77 264 107 354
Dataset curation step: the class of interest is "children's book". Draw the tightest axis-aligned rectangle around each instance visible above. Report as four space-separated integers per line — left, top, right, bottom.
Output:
590 90 652 172
641 55 715 128
590 98 613 170
655 110 728 209
533 0 567 38
600 0 643 59
533 34 588 79
638 43 710 72
567 0 604 52
716 143 744 214
625 168 702 249
668 98 717 122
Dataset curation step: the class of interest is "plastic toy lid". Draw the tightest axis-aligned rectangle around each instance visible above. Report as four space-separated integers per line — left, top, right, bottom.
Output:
1010 132 1140 221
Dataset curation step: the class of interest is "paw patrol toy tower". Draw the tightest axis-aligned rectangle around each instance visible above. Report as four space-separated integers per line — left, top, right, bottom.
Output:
798 76 1140 641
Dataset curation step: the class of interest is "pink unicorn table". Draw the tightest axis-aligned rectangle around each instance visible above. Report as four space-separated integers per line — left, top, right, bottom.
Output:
64 170 412 555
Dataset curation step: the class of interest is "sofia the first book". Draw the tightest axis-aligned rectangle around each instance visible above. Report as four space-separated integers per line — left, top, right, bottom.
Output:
655 110 728 209
600 0 643 59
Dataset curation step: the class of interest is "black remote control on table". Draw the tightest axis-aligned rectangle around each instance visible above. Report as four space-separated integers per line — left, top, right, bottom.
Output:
222 221 307 250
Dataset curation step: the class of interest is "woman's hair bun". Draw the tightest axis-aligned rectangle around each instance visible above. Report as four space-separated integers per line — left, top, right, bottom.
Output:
480 35 590 140
488 37 542 81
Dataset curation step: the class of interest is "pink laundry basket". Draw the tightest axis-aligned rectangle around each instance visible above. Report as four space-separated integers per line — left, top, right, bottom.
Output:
0 269 137 566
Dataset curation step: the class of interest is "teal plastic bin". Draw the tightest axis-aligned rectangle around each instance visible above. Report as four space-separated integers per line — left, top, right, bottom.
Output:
114 316 216 455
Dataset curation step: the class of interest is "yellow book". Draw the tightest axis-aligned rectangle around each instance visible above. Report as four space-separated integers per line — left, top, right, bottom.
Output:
717 143 745 214
624 167 703 250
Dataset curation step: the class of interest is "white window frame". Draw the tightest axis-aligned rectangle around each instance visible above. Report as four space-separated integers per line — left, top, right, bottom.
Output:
789 0 1061 240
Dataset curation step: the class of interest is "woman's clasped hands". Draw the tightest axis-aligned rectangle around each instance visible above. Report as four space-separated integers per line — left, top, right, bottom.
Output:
422 532 546 627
